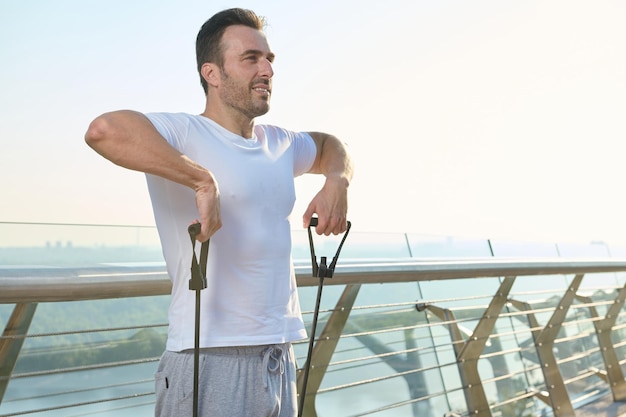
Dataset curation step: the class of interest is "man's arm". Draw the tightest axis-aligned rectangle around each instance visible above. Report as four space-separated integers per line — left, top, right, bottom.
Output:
84 110 221 240
302 132 354 236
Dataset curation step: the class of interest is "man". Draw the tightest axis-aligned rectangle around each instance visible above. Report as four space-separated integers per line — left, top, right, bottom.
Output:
85 7 353 417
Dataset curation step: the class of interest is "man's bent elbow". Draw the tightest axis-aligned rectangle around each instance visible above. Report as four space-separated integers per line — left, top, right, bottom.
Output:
84 115 110 150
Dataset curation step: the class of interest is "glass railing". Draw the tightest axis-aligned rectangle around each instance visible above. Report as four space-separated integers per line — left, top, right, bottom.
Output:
2 222 626 417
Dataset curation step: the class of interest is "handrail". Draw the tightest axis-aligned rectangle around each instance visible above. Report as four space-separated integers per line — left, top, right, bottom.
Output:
3 257 626 417
2 257 626 303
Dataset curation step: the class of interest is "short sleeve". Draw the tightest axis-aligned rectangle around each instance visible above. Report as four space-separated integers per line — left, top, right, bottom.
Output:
291 131 316 177
145 113 191 152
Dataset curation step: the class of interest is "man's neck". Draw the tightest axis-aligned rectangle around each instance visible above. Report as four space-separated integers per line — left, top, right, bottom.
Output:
201 106 255 139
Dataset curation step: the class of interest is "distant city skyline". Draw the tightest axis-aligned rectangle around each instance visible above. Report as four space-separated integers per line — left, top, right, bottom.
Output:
1 1 626 244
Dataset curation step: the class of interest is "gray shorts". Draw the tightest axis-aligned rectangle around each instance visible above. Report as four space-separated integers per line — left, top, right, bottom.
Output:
154 343 297 417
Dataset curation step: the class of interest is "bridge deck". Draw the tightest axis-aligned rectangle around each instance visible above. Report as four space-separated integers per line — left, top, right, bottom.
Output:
576 394 626 417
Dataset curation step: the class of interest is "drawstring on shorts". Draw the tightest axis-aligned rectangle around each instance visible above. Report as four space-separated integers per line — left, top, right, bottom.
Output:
262 345 286 389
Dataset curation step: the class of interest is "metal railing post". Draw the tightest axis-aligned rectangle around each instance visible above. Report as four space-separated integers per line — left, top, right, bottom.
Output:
297 284 361 417
576 284 626 401
424 276 516 417
0 302 38 404
530 274 584 417
457 276 516 416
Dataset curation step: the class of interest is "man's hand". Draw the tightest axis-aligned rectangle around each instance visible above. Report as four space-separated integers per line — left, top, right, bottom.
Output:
86 110 224 241
303 176 349 236
303 131 353 236
192 174 222 242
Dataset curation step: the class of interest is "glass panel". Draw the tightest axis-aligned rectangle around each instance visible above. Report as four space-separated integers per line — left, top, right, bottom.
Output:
557 241 611 258
1 296 168 416
292 229 412 262
299 280 455 417
490 239 559 258
406 234 493 259
608 244 626 258
0 223 163 267
3 222 626 416
1 364 155 417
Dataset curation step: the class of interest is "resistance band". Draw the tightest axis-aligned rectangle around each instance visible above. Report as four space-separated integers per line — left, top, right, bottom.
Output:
298 217 351 417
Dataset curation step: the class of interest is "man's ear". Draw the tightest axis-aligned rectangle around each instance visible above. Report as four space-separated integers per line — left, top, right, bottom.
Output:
201 62 220 88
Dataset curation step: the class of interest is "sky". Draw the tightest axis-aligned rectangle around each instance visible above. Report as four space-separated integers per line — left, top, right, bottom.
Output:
1 0 626 245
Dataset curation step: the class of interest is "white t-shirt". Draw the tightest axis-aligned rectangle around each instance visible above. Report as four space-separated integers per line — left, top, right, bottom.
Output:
145 112 316 351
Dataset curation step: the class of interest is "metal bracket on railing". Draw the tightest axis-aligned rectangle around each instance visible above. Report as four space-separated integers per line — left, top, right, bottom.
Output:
415 302 428 312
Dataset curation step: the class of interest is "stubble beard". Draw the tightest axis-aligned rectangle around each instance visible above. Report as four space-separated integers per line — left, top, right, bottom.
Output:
220 69 270 120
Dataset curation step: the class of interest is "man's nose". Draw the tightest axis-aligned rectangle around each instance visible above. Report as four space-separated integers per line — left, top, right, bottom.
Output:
259 58 274 78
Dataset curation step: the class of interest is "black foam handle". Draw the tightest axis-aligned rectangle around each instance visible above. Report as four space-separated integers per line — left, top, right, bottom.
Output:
188 223 201 238
309 217 319 227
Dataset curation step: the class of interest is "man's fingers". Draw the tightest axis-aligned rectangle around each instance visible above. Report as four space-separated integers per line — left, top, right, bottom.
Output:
302 205 316 228
308 215 347 236
190 216 222 242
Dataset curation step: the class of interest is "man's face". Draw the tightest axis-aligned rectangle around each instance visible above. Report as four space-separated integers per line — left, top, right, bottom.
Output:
217 25 275 119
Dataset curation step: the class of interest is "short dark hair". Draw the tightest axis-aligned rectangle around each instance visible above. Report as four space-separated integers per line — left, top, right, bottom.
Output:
196 8 266 94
